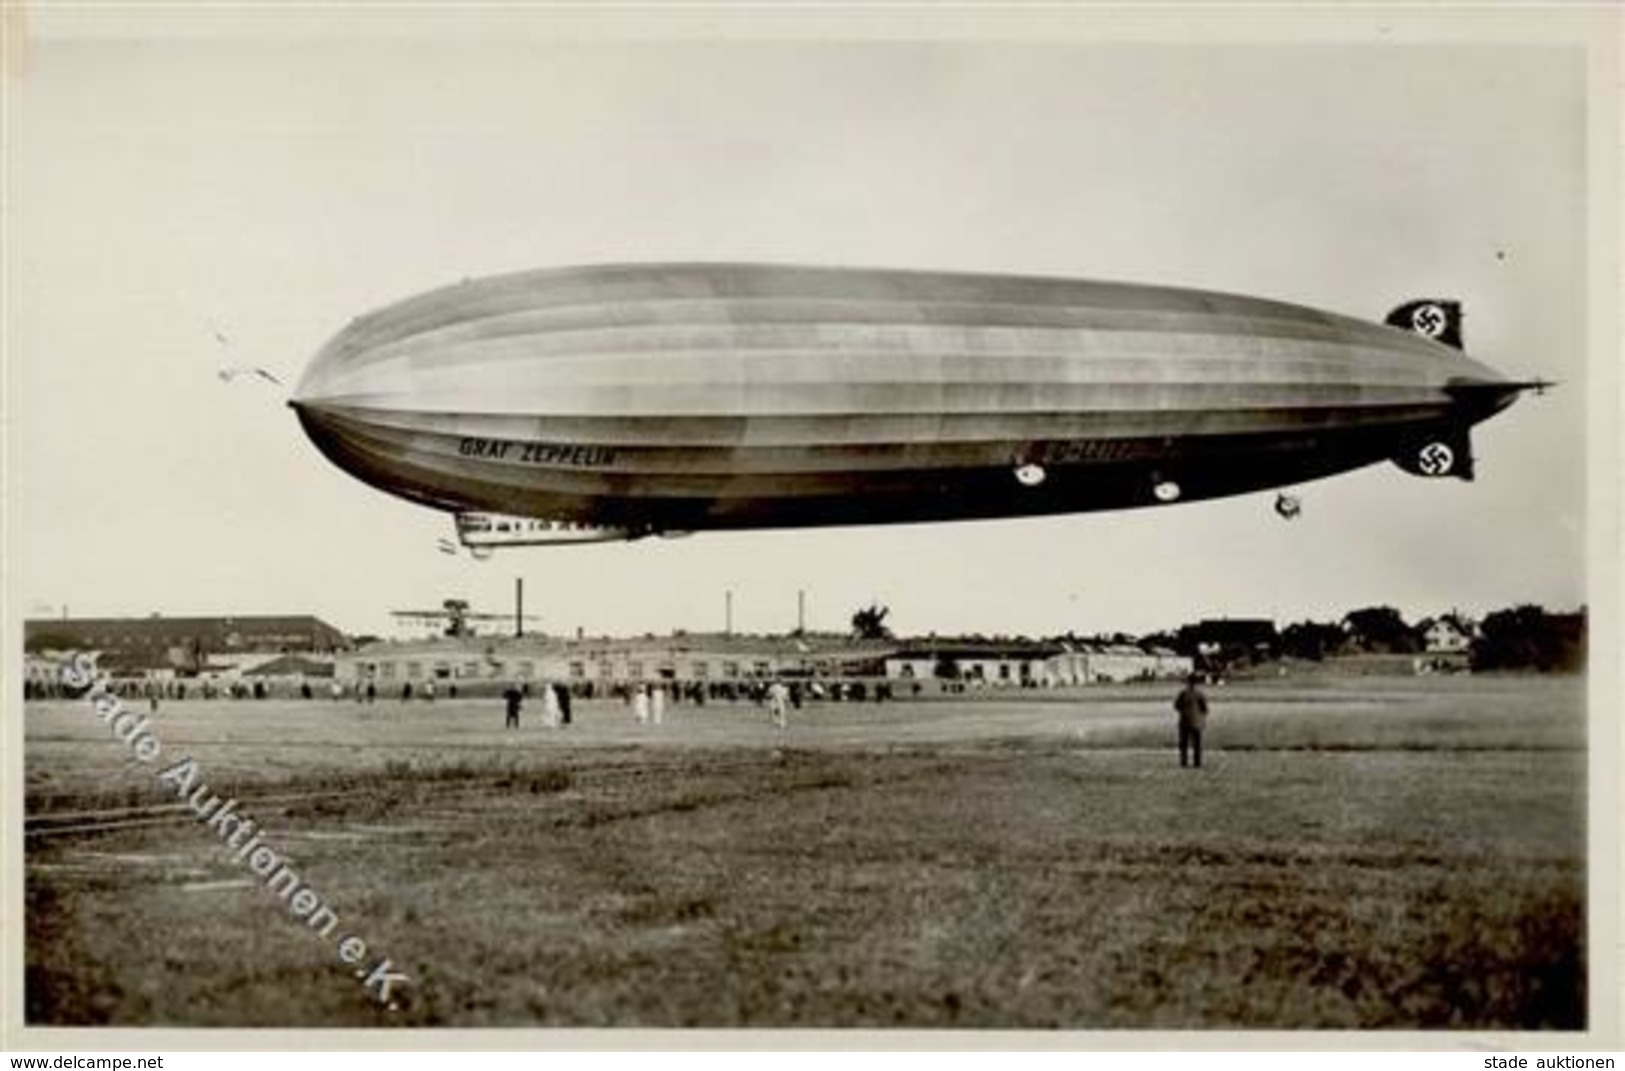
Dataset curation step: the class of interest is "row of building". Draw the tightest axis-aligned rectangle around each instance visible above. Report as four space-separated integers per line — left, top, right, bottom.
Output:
337 634 1193 690
23 614 1196 693
27 609 1486 696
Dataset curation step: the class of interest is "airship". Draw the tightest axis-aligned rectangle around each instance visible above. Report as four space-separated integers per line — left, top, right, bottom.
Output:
290 263 1542 556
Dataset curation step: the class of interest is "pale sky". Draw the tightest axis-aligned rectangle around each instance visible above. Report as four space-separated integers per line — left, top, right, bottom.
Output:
6 12 1605 640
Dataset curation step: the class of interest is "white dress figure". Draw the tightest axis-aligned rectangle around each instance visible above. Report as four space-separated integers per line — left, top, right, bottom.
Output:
632 685 650 724
768 681 789 729
651 685 667 725
541 680 561 728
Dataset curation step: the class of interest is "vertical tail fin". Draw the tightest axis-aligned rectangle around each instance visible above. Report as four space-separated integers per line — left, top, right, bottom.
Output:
1386 299 1464 349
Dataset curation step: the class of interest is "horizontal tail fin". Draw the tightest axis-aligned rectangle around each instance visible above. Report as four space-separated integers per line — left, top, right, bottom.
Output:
1392 425 1474 482
1386 299 1463 349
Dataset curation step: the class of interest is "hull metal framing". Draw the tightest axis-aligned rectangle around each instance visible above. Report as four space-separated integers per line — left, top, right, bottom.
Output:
291 263 1525 536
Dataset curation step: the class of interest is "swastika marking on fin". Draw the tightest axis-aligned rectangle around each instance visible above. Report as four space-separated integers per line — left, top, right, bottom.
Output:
1417 442 1455 476
1411 303 1448 339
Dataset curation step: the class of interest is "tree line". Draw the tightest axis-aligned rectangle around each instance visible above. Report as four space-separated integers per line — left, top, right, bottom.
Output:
850 602 1586 673
1163 605 1586 673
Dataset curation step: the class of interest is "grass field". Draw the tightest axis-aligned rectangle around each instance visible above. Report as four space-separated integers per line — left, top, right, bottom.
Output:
24 674 1586 1028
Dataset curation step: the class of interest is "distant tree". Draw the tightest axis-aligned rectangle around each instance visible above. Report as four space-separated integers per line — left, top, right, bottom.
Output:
1471 605 1586 672
441 598 472 638
1342 606 1418 653
1280 620 1348 662
850 603 894 641
1173 619 1278 669
933 653 961 680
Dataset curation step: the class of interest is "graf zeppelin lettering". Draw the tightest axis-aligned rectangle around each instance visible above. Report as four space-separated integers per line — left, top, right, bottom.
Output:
458 437 618 467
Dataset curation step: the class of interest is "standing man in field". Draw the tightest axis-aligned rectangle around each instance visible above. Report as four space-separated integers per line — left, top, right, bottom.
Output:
1173 672 1209 769
503 682 524 729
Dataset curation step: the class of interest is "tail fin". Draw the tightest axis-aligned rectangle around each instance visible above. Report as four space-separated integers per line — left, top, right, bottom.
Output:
1386 299 1464 349
1392 425 1475 482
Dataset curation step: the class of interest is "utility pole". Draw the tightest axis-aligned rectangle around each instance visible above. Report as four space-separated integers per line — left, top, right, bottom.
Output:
725 590 733 636
515 577 524 638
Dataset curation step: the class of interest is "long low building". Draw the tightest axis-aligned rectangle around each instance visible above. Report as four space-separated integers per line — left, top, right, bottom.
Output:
886 640 1192 687
884 641 1059 687
24 614 349 689
1046 643 1193 685
26 614 348 659
335 634 897 690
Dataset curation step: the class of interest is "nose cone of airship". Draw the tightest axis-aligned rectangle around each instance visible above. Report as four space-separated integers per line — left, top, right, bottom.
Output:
287 395 361 484
288 337 385 495
289 315 384 477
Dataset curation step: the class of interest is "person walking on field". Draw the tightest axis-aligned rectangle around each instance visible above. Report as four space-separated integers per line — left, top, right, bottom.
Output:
767 679 790 730
503 683 523 729
1173 673 1209 768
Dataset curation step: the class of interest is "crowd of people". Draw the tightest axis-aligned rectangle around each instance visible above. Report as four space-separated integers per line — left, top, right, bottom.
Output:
23 675 295 703
29 665 1216 764
499 678 803 730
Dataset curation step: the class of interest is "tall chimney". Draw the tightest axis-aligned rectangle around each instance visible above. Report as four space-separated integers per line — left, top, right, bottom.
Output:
725 590 733 636
797 589 805 635
516 577 524 638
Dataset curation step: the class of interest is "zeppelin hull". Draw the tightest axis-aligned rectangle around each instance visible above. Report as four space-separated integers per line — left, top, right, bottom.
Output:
292 263 1522 533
